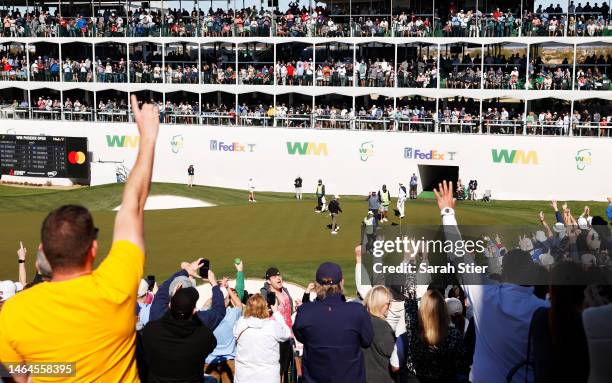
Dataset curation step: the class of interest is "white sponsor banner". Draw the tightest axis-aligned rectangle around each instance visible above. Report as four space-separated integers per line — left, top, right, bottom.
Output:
3 121 609 201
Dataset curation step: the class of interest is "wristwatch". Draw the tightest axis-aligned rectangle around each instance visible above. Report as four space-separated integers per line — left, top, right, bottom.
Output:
18 259 25 264
441 207 455 216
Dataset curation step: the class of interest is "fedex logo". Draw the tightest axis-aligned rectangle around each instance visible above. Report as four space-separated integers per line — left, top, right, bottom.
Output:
210 140 256 152
404 147 456 161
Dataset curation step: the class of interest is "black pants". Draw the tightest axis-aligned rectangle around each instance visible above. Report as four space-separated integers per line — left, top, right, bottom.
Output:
279 339 292 381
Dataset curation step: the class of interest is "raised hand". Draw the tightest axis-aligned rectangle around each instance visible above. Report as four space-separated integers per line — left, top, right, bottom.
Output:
17 241 26 261
131 95 159 142
234 260 243 272
550 200 558 211
433 180 455 210
354 245 362 264
539 211 545 222
182 258 203 278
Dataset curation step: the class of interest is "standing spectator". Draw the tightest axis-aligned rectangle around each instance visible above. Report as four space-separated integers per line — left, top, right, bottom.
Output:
328 195 343 234
368 191 381 224
260 267 294 381
294 175 303 199
205 263 245 383
0 96 159 382
293 262 374 383
409 173 418 199
531 262 589 383
315 179 326 212
233 294 291 383
363 286 396 383
434 180 549 383
142 287 217 383
378 185 391 223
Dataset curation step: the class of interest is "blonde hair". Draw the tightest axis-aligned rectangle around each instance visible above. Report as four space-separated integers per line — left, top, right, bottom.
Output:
418 290 449 346
244 294 270 319
314 280 343 301
364 285 391 319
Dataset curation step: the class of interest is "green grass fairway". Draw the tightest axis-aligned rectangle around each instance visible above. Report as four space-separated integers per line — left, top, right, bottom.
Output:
0 183 608 295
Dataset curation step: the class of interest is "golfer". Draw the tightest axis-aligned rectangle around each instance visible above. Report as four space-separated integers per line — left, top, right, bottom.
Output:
397 182 407 219
248 177 256 202
187 165 194 188
328 195 342 234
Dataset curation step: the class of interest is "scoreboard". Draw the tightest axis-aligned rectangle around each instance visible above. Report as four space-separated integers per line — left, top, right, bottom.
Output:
0 135 89 179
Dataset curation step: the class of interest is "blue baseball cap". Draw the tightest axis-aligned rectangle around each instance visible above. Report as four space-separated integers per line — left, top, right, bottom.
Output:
316 262 343 285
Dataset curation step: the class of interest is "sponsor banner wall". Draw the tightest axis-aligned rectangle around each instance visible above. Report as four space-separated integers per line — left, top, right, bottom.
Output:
5 121 610 201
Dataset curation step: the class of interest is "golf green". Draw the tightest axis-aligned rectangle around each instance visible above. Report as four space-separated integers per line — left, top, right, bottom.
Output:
0 183 607 295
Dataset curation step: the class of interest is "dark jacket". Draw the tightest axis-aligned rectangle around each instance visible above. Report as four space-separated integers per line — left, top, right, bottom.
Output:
142 312 217 383
328 199 342 214
294 177 302 187
150 270 226 330
293 293 374 383
363 315 396 383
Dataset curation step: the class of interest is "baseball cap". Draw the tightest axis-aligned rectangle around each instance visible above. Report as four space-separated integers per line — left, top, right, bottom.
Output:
553 222 566 233
316 262 343 285
265 267 281 279
577 217 589 230
535 231 547 243
170 287 199 320
138 279 149 298
445 297 463 316
169 276 195 297
0 280 24 301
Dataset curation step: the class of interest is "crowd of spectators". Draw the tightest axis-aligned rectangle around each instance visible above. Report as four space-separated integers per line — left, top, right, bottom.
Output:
1 122 611 383
576 53 612 90
523 2 610 36
275 60 314 86
29 56 60 82
440 53 483 89
392 13 432 36
62 57 93 82
201 62 235 84
315 61 352 87
529 56 573 90
275 3 349 37
238 65 273 85
440 9 519 37
96 58 127 83
0 53 27 81
483 53 527 89
356 58 395 87
397 56 438 88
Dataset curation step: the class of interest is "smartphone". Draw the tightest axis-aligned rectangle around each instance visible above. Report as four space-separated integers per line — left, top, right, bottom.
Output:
266 293 276 307
199 259 210 279
146 275 155 291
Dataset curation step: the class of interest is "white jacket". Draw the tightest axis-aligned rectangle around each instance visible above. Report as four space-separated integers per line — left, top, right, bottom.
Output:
583 303 612 383
233 311 291 383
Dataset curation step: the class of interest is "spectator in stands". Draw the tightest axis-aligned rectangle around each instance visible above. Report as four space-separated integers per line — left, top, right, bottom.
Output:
0 95 159 382
531 261 589 382
149 258 226 330
293 262 374 382
204 262 245 383
142 286 217 383
434 180 549 383
362 285 396 383
233 294 291 383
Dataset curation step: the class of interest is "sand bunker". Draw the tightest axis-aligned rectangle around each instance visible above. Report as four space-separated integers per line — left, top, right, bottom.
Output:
114 195 214 211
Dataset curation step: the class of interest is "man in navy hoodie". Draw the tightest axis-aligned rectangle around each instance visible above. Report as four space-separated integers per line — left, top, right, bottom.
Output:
149 258 226 331
293 262 373 383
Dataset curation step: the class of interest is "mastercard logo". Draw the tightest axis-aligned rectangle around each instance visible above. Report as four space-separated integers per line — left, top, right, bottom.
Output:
68 151 86 165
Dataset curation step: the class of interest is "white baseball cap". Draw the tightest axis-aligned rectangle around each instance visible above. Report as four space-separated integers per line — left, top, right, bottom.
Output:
137 279 149 298
445 297 463 316
577 217 589 230
0 280 24 301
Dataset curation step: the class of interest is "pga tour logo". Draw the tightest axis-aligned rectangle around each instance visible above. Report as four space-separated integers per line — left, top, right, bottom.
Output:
404 147 456 161
210 140 256 152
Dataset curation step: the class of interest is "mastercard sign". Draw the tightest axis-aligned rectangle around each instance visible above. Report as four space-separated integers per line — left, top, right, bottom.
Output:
68 151 87 165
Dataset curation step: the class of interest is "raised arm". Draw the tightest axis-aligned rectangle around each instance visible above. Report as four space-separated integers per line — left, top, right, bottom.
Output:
354 245 372 299
112 95 159 252
17 242 26 287
234 260 245 301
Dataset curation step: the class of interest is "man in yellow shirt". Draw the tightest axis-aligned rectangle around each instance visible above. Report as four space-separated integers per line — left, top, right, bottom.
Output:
0 95 159 383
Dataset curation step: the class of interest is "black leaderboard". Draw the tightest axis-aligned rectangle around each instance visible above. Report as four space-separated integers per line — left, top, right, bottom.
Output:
0 135 89 179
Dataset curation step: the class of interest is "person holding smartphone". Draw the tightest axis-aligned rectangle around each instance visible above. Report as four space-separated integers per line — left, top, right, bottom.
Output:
260 268 294 383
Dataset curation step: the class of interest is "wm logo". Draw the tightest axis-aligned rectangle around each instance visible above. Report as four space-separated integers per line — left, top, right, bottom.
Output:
491 149 538 165
106 135 140 148
286 142 328 156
